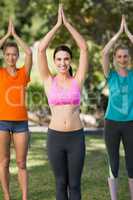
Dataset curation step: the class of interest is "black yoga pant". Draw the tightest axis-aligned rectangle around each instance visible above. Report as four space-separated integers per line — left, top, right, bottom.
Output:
104 119 133 178
47 128 85 200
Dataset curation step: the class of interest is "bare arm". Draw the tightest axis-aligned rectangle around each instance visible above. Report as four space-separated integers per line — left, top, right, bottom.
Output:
11 20 32 76
102 16 124 77
0 19 11 48
123 15 133 43
38 5 62 81
62 8 88 87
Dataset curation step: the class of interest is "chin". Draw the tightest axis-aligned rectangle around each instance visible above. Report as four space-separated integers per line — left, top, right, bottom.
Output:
118 63 127 68
59 69 68 73
59 71 67 74
121 65 127 68
8 63 16 67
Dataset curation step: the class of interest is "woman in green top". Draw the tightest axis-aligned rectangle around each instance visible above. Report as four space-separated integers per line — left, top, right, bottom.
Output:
102 15 133 200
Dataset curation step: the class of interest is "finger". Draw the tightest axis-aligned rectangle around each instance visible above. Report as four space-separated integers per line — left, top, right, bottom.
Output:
58 3 63 14
61 7 65 16
121 16 124 26
59 3 63 9
8 18 11 28
9 17 11 24
7 18 12 33
58 5 61 16
122 14 125 19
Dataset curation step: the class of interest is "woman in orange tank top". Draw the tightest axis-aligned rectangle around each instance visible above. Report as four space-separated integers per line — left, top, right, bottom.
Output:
0 18 32 200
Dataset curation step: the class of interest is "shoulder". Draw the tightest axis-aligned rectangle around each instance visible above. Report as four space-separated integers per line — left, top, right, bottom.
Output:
44 75 55 91
128 68 133 74
72 76 82 90
0 67 5 74
17 66 26 72
17 66 31 83
17 66 27 76
106 69 116 81
0 67 4 70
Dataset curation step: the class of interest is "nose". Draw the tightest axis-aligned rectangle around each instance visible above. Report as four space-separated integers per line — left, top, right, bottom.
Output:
122 57 127 62
8 55 13 59
61 59 65 65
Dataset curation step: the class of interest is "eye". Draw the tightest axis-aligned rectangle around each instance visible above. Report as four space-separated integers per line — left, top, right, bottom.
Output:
57 58 61 61
124 55 128 58
117 55 128 58
64 57 69 61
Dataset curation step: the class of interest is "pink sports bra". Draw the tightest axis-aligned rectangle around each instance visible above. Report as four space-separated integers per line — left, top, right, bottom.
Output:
48 77 81 106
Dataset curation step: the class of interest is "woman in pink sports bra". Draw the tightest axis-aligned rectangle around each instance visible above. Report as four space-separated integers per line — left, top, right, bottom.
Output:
38 5 88 200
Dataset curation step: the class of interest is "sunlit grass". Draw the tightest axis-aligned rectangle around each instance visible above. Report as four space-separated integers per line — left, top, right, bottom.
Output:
0 133 130 200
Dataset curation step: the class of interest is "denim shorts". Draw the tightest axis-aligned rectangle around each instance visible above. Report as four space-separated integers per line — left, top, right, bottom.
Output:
0 120 29 133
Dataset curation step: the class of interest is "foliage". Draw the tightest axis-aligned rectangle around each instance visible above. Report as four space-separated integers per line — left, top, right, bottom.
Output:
1 0 133 45
1 0 133 113
27 82 49 111
81 41 105 113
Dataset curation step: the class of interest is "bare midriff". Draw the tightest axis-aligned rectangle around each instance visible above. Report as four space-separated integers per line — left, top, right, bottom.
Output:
49 105 83 132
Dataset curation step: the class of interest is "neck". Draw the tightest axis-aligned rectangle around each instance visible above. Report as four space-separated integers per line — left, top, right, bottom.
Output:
57 73 71 81
7 66 16 72
118 67 128 76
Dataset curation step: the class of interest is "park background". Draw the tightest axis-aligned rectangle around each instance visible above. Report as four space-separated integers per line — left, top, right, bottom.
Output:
0 0 133 199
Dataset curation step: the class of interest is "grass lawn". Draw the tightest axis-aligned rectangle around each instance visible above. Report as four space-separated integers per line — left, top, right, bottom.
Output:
0 132 130 200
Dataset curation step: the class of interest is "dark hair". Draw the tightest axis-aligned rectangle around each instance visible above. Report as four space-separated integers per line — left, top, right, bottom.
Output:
3 42 19 56
53 45 73 76
113 44 130 56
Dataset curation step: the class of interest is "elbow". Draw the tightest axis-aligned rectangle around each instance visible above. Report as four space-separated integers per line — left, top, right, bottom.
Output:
81 43 88 52
80 44 88 54
102 49 109 56
26 48 32 56
38 44 44 53
38 42 47 54
38 45 46 54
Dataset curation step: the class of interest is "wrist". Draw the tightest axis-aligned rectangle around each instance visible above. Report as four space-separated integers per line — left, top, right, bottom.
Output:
64 21 69 27
12 33 18 38
5 33 10 38
117 30 122 36
55 23 61 29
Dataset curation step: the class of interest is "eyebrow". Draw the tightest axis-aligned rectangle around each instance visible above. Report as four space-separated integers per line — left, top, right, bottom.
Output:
117 54 128 56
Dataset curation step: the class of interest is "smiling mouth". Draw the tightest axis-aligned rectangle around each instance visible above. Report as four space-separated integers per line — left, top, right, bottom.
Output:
59 65 68 69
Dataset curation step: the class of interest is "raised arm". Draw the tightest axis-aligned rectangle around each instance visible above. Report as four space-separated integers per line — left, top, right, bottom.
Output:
102 16 124 77
123 15 133 44
0 19 11 48
11 19 32 76
38 5 62 81
61 8 88 87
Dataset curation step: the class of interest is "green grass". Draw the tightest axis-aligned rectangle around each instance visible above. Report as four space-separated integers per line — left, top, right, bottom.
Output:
0 133 130 200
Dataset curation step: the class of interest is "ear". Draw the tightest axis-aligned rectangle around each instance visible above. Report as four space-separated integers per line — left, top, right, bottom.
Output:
113 56 117 67
128 55 131 65
16 52 19 59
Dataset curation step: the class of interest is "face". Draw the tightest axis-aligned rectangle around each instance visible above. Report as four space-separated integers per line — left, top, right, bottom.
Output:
115 49 130 68
4 47 19 67
54 50 71 74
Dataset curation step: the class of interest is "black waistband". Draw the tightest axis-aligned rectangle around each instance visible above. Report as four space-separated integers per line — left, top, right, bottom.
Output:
48 128 84 136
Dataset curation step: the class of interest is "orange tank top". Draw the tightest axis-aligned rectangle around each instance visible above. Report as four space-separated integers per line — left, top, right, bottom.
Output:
0 66 30 121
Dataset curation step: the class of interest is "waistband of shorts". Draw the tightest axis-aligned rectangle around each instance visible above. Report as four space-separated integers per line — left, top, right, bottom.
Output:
48 128 84 136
